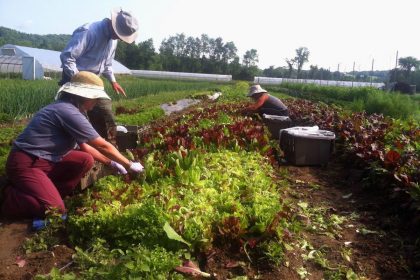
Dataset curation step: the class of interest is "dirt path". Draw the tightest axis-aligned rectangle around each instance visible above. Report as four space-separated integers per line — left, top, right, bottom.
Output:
277 159 418 279
0 220 73 280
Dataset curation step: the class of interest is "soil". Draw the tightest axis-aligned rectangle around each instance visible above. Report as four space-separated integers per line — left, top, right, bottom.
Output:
0 221 73 279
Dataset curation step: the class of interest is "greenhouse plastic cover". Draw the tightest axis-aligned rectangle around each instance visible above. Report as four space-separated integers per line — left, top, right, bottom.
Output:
132 70 232 82
0 44 130 73
254 76 385 89
0 55 22 73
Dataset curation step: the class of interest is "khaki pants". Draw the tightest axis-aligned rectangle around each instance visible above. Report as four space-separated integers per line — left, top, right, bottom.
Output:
87 99 117 146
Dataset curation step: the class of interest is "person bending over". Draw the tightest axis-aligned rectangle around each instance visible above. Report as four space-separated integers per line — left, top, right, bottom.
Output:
1 71 143 219
246 84 289 116
59 8 139 146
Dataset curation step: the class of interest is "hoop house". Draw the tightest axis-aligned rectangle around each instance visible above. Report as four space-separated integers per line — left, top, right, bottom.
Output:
254 76 385 89
0 44 130 80
132 70 232 82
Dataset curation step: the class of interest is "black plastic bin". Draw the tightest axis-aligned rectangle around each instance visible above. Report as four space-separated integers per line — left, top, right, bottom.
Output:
262 114 292 139
279 127 335 166
116 125 139 150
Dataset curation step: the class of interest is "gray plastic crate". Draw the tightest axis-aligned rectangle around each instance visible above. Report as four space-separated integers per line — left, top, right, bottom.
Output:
262 114 292 139
279 127 335 166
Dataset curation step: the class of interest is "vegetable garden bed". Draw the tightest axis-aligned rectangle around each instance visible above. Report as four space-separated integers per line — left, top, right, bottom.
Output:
0 81 419 279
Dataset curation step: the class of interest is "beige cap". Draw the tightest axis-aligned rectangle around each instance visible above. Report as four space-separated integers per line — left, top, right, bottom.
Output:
56 71 110 100
247 84 267 97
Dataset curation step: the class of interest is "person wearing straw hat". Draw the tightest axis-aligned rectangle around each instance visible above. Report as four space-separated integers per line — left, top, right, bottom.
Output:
246 84 289 116
1 71 144 220
59 8 139 146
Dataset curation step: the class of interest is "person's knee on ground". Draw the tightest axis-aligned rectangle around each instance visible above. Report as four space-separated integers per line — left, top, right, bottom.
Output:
1 185 66 219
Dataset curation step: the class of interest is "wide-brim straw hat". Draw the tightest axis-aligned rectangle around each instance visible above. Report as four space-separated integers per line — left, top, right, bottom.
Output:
247 84 267 97
111 8 139 44
55 71 110 100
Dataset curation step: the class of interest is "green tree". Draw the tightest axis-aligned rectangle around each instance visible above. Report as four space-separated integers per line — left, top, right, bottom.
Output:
137 39 156 69
294 47 310 78
115 41 127 63
262 66 287 78
285 58 295 78
308 65 318 79
243 49 258 67
398 56 419 80
229 56 242 78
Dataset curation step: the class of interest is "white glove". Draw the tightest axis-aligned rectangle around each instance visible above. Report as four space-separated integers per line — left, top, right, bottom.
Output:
109 160 128 174
129 162 144 173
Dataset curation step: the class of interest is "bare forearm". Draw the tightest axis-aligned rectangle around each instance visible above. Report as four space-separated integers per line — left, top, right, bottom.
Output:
79 143 111 165
97 143 131 169
248 104 260 111
85 137 132 169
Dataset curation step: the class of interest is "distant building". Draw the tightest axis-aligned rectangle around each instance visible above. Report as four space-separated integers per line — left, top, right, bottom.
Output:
0 44 130 80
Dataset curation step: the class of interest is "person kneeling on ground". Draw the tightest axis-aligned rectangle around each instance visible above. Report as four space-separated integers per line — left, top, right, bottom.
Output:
246 84 289 116
1 71 144 220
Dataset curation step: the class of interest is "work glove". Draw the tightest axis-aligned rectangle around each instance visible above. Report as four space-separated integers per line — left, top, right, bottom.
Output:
112 82 127 97
109 160 128 174
129 162 144 173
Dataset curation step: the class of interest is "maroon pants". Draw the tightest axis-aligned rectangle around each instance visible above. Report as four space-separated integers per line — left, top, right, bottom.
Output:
1 150 94 219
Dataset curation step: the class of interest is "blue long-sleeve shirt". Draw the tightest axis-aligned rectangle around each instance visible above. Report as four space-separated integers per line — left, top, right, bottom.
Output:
60 18 117 83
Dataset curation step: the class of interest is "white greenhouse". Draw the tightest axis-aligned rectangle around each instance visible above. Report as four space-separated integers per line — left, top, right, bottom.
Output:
0 44 131 80
132 70 232 82
254 76 385 89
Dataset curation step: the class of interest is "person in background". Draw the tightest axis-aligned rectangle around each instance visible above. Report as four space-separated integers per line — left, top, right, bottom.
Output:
246 84 289 116
1 71 144 220
59 8 139 146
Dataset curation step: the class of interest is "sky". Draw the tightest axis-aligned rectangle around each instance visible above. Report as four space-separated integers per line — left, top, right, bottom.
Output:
0 0 418 72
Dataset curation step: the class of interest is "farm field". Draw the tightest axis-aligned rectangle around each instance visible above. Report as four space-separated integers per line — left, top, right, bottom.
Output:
0 79 419 279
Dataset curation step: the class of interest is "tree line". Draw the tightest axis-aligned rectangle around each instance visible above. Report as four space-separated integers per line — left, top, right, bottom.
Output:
115 33 260 80
1 26 420 89
0 27 260 80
